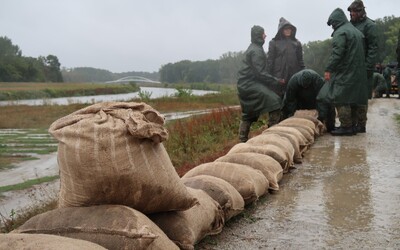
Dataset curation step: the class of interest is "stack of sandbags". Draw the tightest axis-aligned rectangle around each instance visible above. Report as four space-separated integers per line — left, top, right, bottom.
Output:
247 133 295 172
182 175 244 221
182 161 268 205
293 109 325 135
149 188 225 250
47 102 197 213
12 102 209 249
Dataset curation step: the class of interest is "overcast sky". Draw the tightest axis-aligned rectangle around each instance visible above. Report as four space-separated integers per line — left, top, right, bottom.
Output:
1 0 399 73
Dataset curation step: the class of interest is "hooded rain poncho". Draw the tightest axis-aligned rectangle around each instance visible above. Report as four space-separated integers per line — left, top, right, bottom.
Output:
237 25 282 122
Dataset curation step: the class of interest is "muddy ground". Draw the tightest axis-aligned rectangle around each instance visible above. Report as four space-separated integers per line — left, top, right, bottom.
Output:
1 99 400 249
198 98 400 249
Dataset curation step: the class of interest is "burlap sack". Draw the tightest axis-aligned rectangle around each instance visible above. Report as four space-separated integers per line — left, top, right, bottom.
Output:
12 205 179 250
48 102 197 214
247 134 295 173
182 175 244 221
277 123 316 140
262 130 304 163
293 110 325 135
264 125 312 145
0 233 107 250
215 152 283 191
182 162 268 204
149 188 225 250
279 117 318 137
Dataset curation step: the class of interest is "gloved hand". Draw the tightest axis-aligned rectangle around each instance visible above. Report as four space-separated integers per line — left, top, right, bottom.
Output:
367 70 373 79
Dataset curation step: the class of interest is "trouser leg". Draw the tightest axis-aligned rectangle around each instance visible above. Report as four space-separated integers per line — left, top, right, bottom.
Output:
268 109 281 127
331 105 353 136
356 104 368 127
337 105 352 128
239 120 252 142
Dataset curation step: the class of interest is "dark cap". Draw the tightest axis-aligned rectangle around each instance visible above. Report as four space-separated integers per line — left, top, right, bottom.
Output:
347 0 365 11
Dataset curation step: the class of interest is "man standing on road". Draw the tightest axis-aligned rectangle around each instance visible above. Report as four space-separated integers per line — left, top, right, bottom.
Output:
348 0 378 132
237 25 285 142
324 8 367 136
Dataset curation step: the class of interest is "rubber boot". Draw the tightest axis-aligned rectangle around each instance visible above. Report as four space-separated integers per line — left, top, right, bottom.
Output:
239 121 251 142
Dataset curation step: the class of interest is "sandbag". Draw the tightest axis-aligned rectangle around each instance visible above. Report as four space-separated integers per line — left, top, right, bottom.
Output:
0 233 107 250
247 134 295 173
182 175 244 221
279 117 318 137
12 205 179 250
182 162 268 204
227 143 289 171
48 102 197 214
262 130 305 163
293 110 325 135
267 124 314 145
149 188 224 250
215 152 283 191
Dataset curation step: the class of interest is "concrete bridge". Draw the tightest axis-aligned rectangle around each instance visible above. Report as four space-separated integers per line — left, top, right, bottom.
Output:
106 76 161 84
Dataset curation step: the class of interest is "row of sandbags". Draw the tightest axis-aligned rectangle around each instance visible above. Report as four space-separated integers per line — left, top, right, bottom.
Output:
3 103 324 250
172 110 325 248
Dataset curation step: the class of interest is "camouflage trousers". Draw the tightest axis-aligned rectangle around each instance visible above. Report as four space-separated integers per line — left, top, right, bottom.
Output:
336 105 367 128
354 104 368 127
239 109 281 142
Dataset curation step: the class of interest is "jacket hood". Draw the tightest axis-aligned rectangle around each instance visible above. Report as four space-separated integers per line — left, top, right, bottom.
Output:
274 17 297 40
327 8 348 34
251 25 265 46
299 70 313 88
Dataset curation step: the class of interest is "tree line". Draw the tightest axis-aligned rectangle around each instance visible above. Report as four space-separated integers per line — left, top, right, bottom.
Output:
1 15 399 84
0 37 63 82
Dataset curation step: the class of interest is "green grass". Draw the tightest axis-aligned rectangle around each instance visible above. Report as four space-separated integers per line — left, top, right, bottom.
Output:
0 82 140 101
0 175 59 194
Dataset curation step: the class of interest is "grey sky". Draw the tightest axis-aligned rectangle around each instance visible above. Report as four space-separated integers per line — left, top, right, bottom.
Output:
1 0 399 73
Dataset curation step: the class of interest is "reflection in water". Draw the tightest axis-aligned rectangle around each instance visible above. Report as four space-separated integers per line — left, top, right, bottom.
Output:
312 137 373 232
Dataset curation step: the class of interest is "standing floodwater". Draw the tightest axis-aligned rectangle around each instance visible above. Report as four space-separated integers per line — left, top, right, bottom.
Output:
198 98 400 249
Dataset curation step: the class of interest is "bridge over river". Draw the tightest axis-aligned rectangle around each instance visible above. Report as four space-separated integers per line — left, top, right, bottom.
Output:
106 76 161 84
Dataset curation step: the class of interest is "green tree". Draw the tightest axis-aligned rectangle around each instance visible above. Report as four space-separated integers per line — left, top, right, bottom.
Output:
303 39 332 76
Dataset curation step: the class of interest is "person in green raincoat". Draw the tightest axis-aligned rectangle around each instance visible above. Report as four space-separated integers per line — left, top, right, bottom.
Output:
266 17 305 98
324 8 367 136
372 72 388 98
382 64 394 98
283 69 336 132
348 0 378 132
237 25 284 142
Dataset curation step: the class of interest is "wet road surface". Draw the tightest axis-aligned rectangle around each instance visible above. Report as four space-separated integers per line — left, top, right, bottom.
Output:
198 98 400 249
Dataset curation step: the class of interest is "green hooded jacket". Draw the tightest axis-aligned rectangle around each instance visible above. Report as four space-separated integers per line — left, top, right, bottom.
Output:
350 13 378 71
282 69 324 118
372 72 387 94
266 17 305 97
325 8 368 105
237 25 282 122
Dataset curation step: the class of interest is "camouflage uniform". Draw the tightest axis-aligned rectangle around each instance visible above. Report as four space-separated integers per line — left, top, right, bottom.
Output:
348 0 378 131
325 8 367 136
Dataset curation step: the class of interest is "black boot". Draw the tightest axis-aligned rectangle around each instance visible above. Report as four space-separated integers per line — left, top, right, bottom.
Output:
356 125 366 133
239 121 251 142
330 126 354 136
